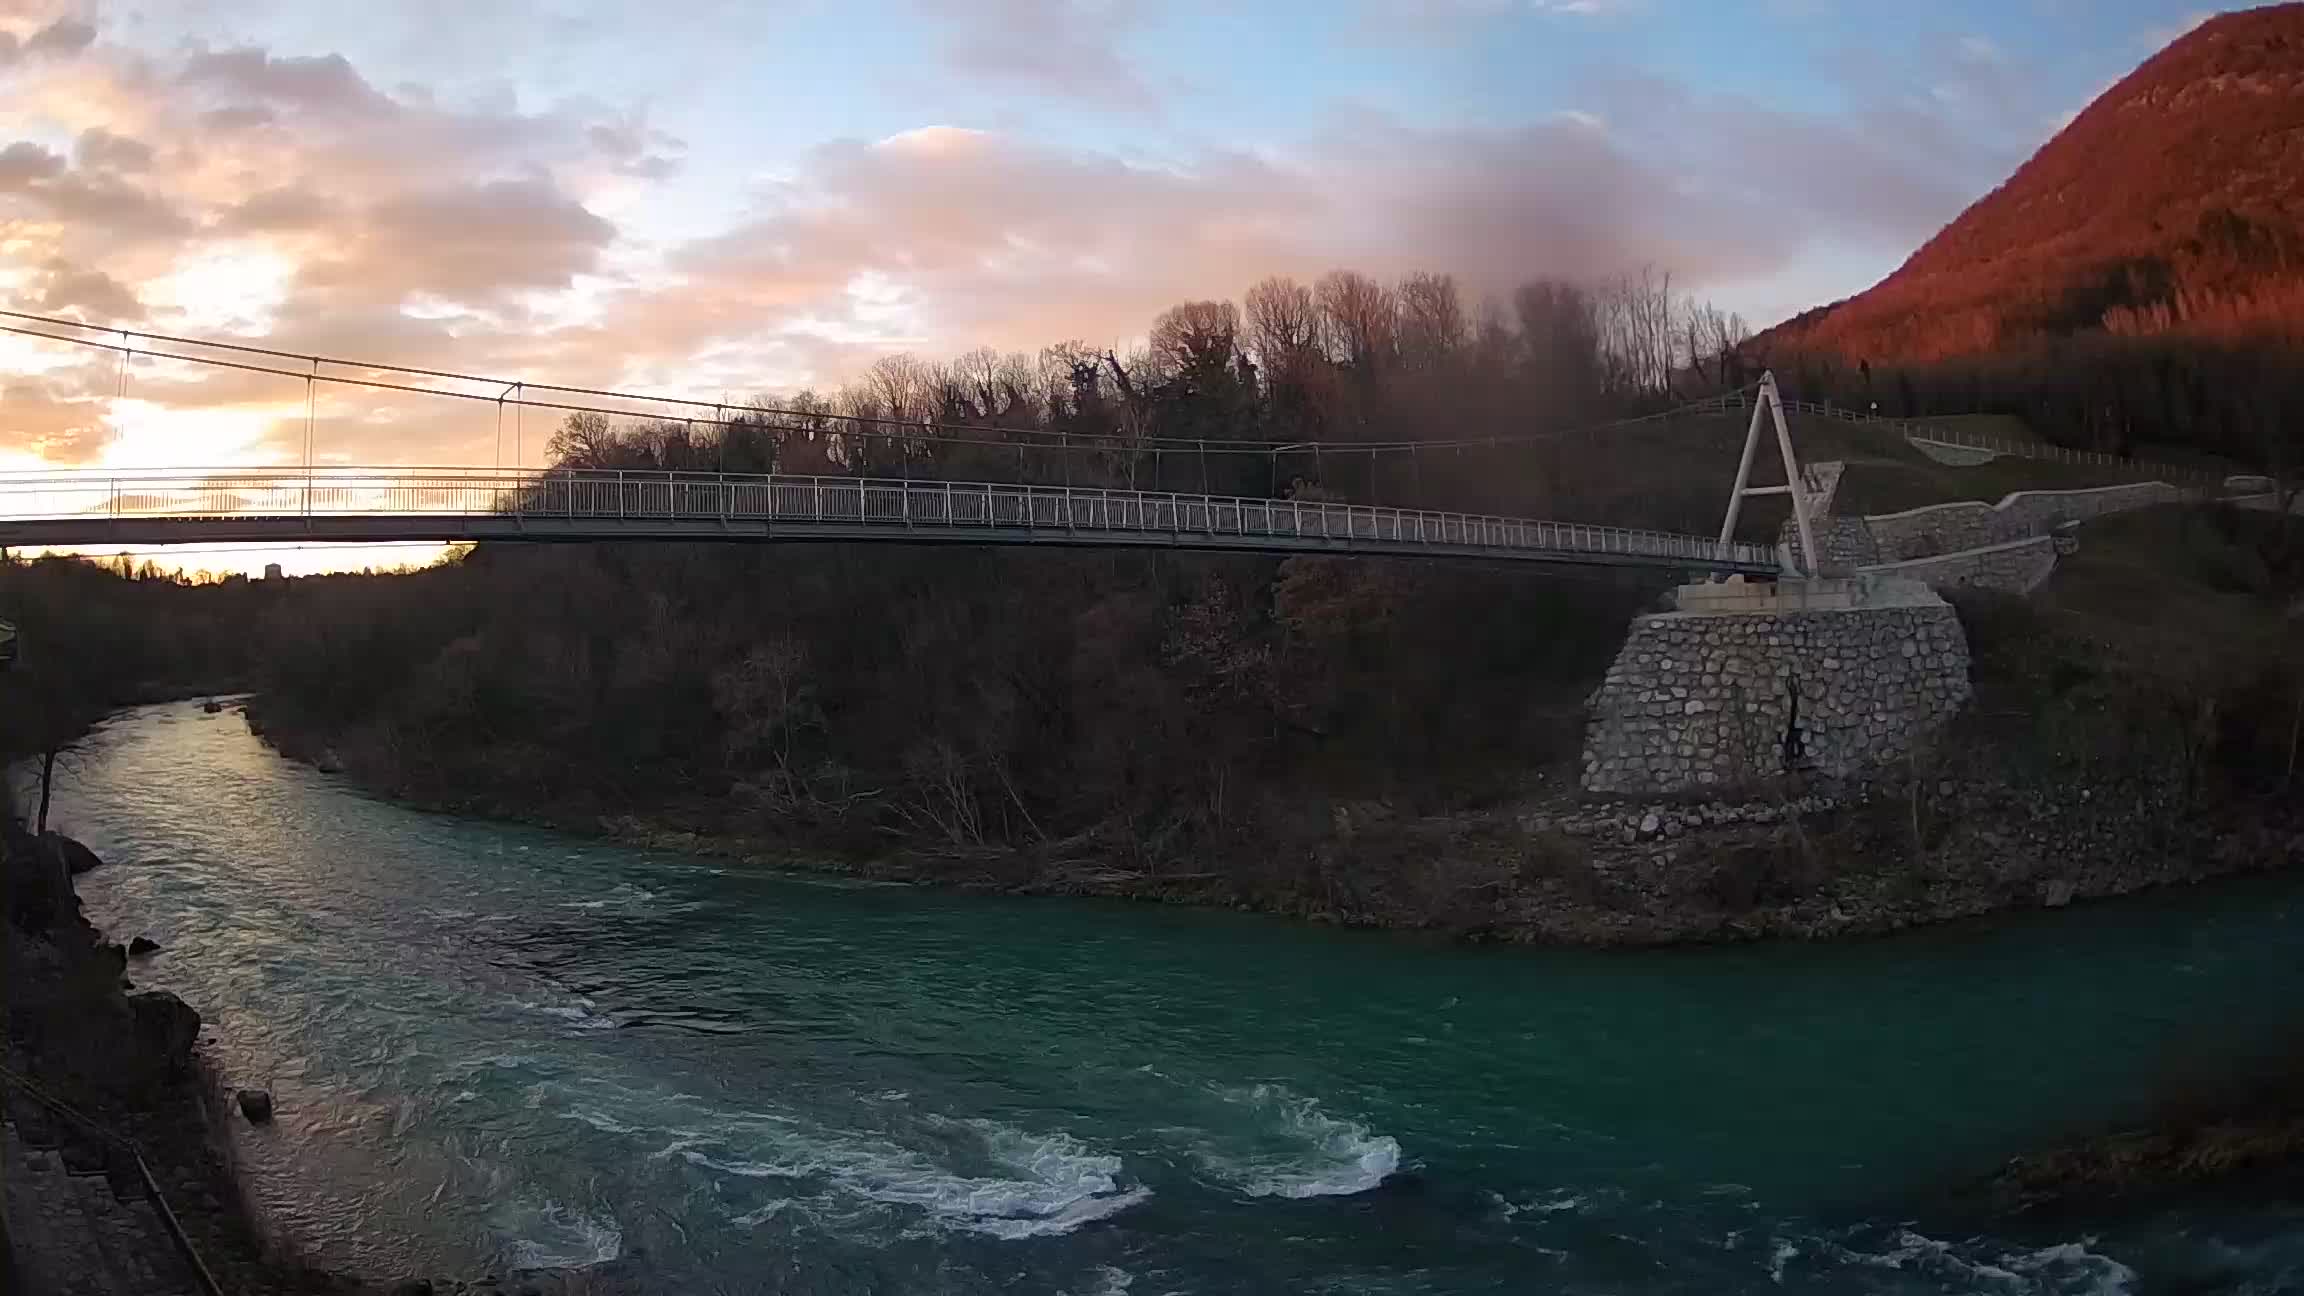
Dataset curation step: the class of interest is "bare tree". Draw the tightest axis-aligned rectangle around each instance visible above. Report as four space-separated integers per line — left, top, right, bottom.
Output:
1149 300 1244 378
547 411 618 468
1396 272 1469 373
1514 278 1604 408
951 347 1006 419
1243 276 1321 383
1316 270 1398 374
1592 266 1678 398
712 637 814 799
864 354 938 428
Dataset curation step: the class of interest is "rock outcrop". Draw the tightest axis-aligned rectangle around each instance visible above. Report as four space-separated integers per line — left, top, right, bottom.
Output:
129 992 202 1081
235 1088 273 1124
44 832 106 877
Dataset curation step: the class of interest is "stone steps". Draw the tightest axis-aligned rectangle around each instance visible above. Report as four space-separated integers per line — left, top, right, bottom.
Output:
4 1104 201 1296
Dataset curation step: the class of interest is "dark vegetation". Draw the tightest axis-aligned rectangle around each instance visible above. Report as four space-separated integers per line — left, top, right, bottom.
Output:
233 267 1761 891
1952 505 2304 802
1989 1038 2304 1209
231 244 2302 929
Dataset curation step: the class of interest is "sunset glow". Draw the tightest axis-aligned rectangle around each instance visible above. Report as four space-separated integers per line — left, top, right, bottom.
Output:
0 0 2231 574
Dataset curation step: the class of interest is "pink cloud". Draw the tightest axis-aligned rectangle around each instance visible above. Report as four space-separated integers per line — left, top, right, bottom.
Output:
921 0 1162 112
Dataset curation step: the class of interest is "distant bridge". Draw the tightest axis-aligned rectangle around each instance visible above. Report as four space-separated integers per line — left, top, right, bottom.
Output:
0 311 1815 575
0 468 1782 573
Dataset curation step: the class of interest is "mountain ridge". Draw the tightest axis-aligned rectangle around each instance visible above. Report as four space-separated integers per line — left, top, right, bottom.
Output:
1757 3 2304 363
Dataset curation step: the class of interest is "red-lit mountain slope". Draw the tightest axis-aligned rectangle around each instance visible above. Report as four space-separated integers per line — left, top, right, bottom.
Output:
1758 4 2304 363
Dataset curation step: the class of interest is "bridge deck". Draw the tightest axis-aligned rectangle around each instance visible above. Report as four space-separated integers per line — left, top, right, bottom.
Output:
0 469 1780 574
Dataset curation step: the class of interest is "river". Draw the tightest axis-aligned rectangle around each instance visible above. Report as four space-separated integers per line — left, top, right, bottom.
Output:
39 700 2304 1294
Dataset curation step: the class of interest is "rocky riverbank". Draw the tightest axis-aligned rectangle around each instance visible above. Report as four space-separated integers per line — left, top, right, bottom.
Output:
1980 1043 2304 1217
0 821 650 1296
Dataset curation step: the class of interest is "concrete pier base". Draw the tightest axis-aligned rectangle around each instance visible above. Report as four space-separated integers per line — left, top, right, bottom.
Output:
1580 577 1971 796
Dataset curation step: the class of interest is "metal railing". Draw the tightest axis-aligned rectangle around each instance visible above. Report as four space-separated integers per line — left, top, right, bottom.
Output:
1706 392 2239 487
0 468 1781 571
0 1061 224 1296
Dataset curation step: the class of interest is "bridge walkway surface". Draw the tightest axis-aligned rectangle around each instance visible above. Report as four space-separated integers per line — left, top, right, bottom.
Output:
0 469 1782 574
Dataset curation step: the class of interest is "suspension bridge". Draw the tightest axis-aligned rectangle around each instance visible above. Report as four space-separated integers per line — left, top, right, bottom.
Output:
0 312 1799 575
0 466 1783 570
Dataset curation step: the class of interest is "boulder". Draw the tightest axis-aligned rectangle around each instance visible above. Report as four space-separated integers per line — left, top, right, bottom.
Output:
127 990 201 1078
128 935 162 956
2043 880 2077 909
42 833 104 876
237 1088 274 1123
3 827 75 932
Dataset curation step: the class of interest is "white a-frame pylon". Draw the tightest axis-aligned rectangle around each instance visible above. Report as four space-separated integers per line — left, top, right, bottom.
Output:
1716 371 1819 578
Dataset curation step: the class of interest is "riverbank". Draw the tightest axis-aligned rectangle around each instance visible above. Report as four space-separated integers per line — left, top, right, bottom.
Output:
0 818 650 1296
237 506 2304 949
247 693 2304 948
1978 1040 2304 1229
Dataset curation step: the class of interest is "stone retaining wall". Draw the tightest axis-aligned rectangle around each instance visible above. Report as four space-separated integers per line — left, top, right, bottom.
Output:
1783 473 2201 573
1581 592 1971 796
1908 439 2003 466
1796 517 1881 571
1861 481 2189 560
1859 536 2059 596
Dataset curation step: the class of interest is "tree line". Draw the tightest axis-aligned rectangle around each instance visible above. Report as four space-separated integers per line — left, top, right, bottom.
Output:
542 267 1753 519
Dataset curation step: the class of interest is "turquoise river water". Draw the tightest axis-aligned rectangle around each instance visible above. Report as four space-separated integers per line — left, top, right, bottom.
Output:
44 701 2304 1294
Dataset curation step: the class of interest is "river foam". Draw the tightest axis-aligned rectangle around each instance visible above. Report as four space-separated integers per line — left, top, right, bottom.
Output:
1192 1083 1402 1199
495 1198 623 1269
672 1116 1149 1239
1819 1228 2139 1295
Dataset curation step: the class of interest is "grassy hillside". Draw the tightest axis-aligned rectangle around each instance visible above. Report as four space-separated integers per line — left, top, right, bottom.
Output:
1570 409 2188 540
1955 501 2303 795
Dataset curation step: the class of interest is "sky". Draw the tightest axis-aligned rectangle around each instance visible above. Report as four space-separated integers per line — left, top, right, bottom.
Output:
0 0 2238 573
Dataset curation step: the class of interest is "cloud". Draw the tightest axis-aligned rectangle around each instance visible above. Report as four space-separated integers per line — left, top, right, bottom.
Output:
0 18 677 466
180 47 396 117
75 125 152 171
23 15 92 57
29 259 144 318
920 0 1162 111
2 154 193 240
1355 0 1637 40
216 186 338 232
608 109 1819 377
312 178 618 303
0 138 64 184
